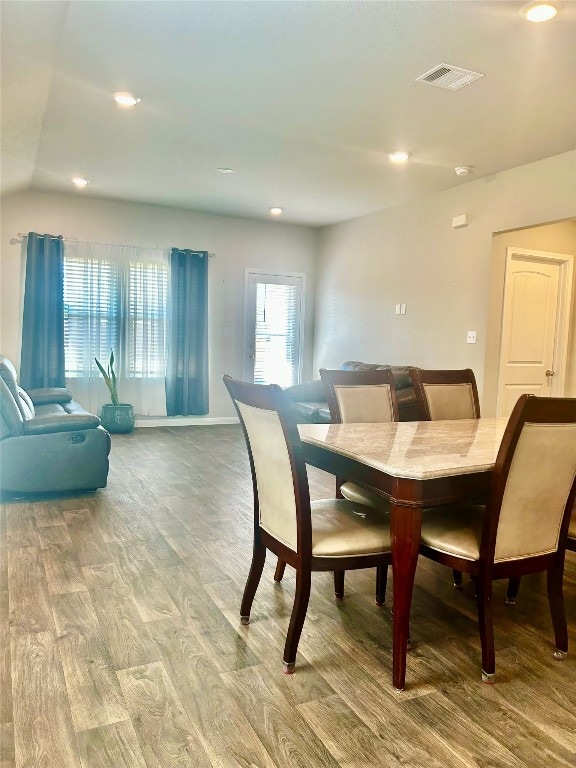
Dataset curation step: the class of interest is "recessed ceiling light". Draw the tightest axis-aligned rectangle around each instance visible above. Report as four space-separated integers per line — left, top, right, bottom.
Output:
72 177 89 187
520 2 558 21
270 207 283 216
388 151 411 164
455 166 473 176
113 91 142 107
217 167 235 174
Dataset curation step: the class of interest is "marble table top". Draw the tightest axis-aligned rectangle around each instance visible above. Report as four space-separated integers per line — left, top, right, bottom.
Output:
298 417 509 480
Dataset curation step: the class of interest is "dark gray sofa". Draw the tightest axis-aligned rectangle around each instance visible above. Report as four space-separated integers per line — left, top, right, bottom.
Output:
285 360 420 423
0 356 111 495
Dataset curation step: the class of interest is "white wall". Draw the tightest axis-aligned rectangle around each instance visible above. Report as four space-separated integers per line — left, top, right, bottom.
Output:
315 151 576 414
0 190 318 418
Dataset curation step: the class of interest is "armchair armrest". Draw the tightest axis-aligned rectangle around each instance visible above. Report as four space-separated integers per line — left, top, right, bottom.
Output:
27 387 73 406
22 413 101 435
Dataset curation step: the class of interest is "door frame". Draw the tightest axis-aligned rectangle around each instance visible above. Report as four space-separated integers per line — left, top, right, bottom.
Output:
496 247 573 414
243 268 306 384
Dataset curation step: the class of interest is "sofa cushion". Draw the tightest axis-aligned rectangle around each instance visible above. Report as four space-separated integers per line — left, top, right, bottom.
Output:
316 406 331 423
291 401 325 422
341 362 416 391
64 400 94 416
283 379 325 403
23 413 101 435
28 388 73 406
340 360 382 372
35 403 67 417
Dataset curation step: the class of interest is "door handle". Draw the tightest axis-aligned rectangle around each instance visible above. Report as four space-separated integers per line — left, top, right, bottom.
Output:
545 369 555 377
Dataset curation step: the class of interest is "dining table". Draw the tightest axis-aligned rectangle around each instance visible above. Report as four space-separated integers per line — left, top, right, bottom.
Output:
298 416 509 690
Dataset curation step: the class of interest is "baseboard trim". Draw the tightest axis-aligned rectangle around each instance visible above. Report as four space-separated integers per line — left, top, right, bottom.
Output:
135 416 240 428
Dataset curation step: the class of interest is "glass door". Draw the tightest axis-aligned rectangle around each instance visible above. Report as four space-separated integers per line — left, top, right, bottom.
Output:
244 271 304 387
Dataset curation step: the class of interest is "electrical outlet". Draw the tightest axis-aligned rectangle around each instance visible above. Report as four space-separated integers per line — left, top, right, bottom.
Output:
467 330 477 344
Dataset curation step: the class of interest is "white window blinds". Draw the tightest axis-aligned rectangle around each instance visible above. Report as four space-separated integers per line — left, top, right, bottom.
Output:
63 255 120 377
127 261 168 377
62 241 169 416
253 282 300 388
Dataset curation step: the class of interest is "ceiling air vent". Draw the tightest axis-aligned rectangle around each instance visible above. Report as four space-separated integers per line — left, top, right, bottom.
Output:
415 64 484 91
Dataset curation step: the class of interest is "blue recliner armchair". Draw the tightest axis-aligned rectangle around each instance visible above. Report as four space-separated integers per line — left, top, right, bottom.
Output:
0 356 111 495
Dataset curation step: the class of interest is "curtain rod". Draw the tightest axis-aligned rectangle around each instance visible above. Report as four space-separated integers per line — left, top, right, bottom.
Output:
11 233 215 257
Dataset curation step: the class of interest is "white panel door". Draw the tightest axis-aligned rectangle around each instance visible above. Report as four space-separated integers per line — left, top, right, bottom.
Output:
497 252 565 417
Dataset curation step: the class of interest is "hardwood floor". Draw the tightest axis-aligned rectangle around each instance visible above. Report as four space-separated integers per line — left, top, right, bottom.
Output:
1 424 575 768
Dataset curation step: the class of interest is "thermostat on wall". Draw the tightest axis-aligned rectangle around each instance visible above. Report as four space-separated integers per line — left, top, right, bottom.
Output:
452 214 468 229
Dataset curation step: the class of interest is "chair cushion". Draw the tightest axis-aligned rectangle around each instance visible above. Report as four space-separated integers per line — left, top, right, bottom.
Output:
422 382 478 420
339 482 390 511
310 498 391 557
420 504 485 561
333 383 395 423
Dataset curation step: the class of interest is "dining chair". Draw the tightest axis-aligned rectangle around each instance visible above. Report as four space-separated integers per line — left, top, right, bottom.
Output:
275 367 398 605
418 394 576 683
223 374 393 673
409 367 481 589
409 367 480 422
321 367 398 603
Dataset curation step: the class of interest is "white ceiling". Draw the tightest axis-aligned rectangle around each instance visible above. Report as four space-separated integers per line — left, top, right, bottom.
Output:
1 1 575 227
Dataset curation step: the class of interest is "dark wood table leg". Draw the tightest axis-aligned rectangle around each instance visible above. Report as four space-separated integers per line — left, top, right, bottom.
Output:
390 503 422 690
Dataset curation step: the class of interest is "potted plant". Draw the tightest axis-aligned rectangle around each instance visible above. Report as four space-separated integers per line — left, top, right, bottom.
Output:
95 350 135 433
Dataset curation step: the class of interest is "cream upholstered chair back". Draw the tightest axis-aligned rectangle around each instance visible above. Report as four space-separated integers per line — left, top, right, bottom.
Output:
223 376 307 553
409 368 480 421
320 368 399 424
487 395 576 563
494 420 576 562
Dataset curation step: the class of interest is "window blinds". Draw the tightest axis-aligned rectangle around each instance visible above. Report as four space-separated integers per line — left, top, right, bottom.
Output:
253 282 299 388
63 248 168 379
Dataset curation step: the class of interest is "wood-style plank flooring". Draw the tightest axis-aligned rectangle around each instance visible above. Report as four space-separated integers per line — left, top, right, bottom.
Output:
1 424 575 768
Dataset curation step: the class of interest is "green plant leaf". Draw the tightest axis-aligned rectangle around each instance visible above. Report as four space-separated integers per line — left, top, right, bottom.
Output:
95 352 119 406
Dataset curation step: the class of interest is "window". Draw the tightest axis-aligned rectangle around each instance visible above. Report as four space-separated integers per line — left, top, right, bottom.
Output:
62 241 170 416
127 261 168 377
63 246 168 379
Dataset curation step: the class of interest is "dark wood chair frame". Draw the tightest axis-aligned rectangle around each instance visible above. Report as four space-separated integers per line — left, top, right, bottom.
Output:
419 394 576 682
275 367 399 606
223 375 394 673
